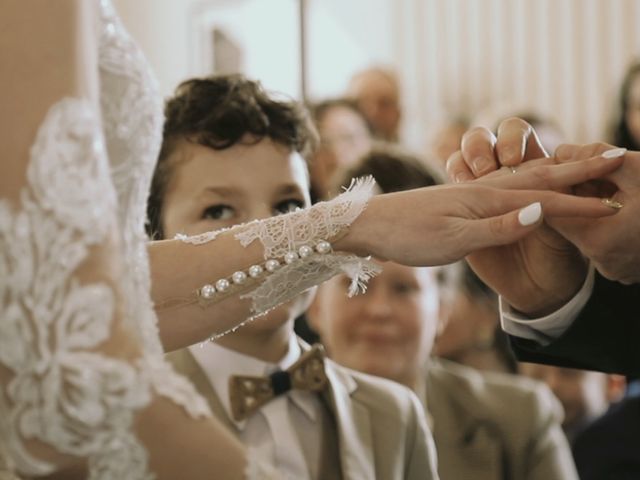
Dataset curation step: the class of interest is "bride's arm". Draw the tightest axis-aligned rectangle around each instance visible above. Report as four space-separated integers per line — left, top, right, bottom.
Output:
149 159 623 352
0 2 251 478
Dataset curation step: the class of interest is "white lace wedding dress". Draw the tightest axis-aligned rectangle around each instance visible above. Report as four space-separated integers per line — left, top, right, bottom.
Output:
0 1 376 478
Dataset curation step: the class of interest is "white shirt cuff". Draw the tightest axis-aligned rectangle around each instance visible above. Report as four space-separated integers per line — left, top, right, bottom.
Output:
500 265 596 345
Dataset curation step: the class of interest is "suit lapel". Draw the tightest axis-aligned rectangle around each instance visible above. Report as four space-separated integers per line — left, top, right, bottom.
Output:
165 348 237 433
322 360 376 480
425 366 506 480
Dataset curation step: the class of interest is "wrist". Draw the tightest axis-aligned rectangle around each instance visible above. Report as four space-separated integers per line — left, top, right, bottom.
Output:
511 259 589 317
332 194 381 258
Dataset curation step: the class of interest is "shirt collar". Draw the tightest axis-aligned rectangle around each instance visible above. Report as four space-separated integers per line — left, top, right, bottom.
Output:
189 336 319 428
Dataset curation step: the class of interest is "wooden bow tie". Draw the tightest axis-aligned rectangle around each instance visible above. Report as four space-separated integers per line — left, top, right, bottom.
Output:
229 344 328 421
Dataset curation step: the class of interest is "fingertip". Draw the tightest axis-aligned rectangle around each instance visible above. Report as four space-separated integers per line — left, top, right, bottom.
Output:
460 127 497 175
554 143 587 163
497 146 522 166
601 147 627 159
601 198 623 210
446 151 475 183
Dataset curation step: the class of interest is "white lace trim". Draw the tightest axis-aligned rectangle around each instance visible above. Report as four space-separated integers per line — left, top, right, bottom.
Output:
172 178 380 340
235 176 375 259
98 0 208 424
174 229 228 245
142 356 212 419
242 253 381 318
0 98 153 479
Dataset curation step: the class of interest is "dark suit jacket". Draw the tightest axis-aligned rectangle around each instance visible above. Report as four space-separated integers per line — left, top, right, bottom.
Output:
571 395 640 480
509 274 640 376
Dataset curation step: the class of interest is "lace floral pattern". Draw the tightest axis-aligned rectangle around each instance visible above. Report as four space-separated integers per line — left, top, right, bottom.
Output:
235 176 376 259
98 0 210 420
1 1 378 478
99 0 164 358
240 253 381 319
173 177 381 339
0 98 152 478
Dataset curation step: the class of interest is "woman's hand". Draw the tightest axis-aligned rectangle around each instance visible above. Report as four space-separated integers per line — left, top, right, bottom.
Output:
444 116 630 314
336 152 623 285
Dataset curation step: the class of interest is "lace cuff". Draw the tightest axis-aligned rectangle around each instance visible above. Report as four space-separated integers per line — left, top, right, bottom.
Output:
173 177 381 340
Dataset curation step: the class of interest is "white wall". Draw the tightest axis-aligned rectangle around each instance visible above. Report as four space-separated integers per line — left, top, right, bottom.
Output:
114 0 640 148
113 0 395 101
398 0 640 148
306 0 397 100
113 0 196 97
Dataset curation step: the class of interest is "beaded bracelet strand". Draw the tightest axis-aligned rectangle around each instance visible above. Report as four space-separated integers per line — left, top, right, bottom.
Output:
196 240 332 307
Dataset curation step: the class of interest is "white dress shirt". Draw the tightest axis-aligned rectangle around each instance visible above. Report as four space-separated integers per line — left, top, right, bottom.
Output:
500 265 596 344
189 336 324 480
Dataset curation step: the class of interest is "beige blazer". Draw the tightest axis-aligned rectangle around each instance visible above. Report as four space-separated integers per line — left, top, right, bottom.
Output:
167 340 438 480
0 443 20 480
424 360 578 480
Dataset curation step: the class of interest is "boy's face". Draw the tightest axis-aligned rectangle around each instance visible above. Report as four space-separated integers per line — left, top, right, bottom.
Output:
310 261 441 385
162 137 313 333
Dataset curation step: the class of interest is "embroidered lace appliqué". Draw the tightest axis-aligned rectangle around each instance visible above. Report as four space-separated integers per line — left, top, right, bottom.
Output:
240 253 381 318
173 177 381 339
98 0 210 422
234 176 376 259
234 177 381 324
0 98 153 478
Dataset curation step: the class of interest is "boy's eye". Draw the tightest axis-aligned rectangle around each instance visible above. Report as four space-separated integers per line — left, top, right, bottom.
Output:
392 282 418 295
274 199 305 215
202 204 234 220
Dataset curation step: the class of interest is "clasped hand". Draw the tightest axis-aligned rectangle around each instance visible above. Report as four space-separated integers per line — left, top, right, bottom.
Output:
446 117 638 316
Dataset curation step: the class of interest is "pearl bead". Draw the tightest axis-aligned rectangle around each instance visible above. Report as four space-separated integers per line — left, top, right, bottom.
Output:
215 278 230 292
284 251 299 264
248 265 263 278
200 284 215 299
265 259 280 272
298 245 313 258
232 271 247 284
315 240 331 254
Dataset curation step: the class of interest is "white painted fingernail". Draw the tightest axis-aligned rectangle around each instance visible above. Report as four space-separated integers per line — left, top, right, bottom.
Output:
602 147 627 159
518 202 542 226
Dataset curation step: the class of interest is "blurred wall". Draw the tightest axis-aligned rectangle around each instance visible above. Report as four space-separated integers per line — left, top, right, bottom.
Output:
114 0 640 147
399 0 640 147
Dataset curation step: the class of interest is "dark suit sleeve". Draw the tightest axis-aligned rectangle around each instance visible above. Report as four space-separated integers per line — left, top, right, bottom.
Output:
509 274 640 376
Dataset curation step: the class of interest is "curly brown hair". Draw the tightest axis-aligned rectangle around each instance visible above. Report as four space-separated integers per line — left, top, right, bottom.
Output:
146 74 318 239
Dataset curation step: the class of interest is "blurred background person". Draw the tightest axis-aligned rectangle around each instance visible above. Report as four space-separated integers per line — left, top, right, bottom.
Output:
425 116 469 169
309 98 373 200
434 263 518 375
610 60 640 150
571 378 640 480
519 364 624 445
473 105 565 154
308 147 578 480
347 66 402 143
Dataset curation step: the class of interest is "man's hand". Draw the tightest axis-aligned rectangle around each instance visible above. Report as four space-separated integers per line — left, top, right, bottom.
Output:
444 118 628 316
549 144 640 284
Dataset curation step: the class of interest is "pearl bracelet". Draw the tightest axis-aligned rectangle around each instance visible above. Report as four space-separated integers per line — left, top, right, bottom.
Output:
196 240 332 307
